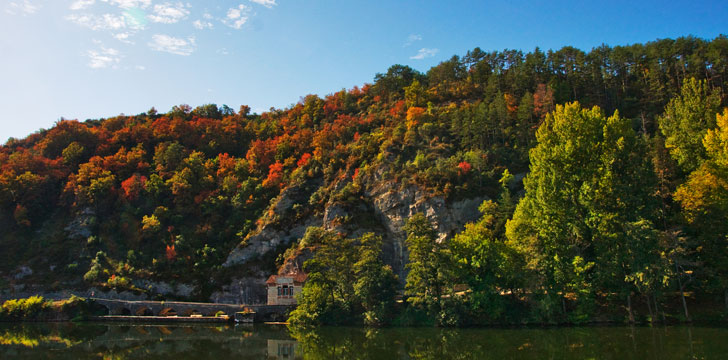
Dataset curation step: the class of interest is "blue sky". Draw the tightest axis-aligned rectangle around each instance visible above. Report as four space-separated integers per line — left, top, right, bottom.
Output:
1 0 726 141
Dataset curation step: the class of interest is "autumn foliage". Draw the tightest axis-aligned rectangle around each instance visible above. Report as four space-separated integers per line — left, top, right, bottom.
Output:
1 35 727 300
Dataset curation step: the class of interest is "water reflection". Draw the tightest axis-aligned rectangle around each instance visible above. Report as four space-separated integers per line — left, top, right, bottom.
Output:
0 322 726 359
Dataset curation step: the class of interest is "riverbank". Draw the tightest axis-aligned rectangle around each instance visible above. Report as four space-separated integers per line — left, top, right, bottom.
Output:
2 322 728 359
90 315 230 323
2 295 726 327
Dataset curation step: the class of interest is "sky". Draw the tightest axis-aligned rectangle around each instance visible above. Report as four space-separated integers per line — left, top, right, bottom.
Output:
1 0 727 141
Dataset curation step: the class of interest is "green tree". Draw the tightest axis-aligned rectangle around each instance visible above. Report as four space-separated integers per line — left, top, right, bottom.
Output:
675 108 728 311
658 78 721 173
353 233 398 326
506 102 660 321
450 170 526 322
404 213 453 315
289 227 357 326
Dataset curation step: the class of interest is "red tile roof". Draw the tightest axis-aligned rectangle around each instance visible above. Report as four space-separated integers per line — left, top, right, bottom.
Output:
266 272 308 285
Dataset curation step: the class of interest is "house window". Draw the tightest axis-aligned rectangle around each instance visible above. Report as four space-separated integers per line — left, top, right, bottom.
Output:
277 286 281 296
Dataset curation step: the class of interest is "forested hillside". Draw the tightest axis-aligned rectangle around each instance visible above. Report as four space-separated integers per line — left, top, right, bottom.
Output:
2 36 728 324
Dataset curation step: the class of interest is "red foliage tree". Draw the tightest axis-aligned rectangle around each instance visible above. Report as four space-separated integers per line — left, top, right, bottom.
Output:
263 161 285 188
165 244 177 261
297 153 312 167
458 161 472 174
120 174 147 201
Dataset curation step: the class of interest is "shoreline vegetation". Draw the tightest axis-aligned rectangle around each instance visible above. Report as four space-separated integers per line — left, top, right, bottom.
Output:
1 294 726 327
2 35 728 329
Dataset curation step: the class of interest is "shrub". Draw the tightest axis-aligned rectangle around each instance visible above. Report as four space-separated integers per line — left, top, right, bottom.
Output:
0 296 51 320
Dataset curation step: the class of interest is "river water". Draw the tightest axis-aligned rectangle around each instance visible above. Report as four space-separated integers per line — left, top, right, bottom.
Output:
0 322 726 359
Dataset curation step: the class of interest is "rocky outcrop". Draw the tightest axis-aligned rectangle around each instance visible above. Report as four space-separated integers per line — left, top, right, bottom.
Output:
223 179 323 268
222 219 321 268
64 208 95 240
364 182 486 282
220 166 487 297
133 280 197 299
209 276 268 304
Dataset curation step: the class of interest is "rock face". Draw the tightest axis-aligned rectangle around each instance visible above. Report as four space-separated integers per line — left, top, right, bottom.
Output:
133 280 197 299
223 179 323 268
222 220 321 268
364 183 486 282
222 169 487 289
209 276 268 304
64 208 95 240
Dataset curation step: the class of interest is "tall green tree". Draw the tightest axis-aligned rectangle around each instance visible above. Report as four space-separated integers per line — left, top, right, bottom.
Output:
353 233 399 326
658 78 721 174
506 102 660 321
675 108 728 310
450 170 527 323
404 213 453 315
289 229 398 326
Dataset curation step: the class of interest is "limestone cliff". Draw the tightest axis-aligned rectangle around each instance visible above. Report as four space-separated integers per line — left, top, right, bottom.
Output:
221 165 487 289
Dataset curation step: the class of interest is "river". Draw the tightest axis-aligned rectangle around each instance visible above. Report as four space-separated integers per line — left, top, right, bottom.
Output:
0 322 726 359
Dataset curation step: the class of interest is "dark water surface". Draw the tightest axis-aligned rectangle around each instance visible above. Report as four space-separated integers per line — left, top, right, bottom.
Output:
0 322 726 359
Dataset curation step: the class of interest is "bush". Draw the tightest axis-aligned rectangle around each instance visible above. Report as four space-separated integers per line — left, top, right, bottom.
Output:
0 296 51 320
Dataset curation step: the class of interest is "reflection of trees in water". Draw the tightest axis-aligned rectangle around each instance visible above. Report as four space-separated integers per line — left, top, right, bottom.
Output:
288 326 728 360
1 324 727 359
0 323 296 359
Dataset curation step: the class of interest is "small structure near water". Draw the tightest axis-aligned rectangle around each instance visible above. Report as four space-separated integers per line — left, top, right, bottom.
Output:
266 272 307 305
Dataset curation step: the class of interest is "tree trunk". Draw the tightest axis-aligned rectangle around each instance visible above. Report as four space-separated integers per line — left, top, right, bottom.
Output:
645 293 654 323
654 293 666 323
627 293 635 323
676 263 690 321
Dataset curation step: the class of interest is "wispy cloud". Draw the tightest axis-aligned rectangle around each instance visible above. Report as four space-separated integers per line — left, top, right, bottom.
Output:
193 19 214 30
87 46 121 69
149 34 196 56
148 2 190 24
6 0 39 15
102 0 152 9
223 4 250 29
410 48 439 60
113 32 134 44
67 13 127 31
404 34 422 47
249 0 276 8
70 0 95 10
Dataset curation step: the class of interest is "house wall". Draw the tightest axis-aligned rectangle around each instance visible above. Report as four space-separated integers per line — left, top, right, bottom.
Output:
267 277 302 306
267 285 279 305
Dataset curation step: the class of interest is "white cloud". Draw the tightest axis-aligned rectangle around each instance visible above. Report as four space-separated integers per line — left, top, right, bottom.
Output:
70 0 95 10
67 13 126 31
113 32 134 43
410 48 439 60
193 19 213 30
249 0 276 8
404 34 422 47
135 65 146 70
87 46 121 69
6 0 39 15
223 4 250 29
148 2 190 24
101 0 152 9
203 12 213 20
148 34 196 56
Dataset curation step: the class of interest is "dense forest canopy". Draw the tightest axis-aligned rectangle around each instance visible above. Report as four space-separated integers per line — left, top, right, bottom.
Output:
2 35 728 325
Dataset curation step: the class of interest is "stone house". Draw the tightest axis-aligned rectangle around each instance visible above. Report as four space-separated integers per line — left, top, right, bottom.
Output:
266 272 307 305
